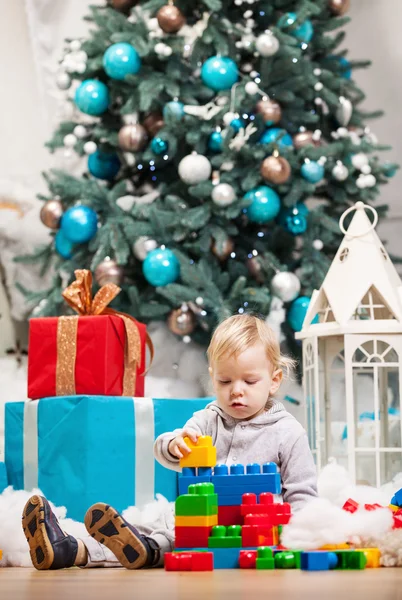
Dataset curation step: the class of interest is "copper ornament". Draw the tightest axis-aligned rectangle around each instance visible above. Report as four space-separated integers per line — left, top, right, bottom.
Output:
110 0 138 13
256 99 282 125
143 112 165 137
260 155 291 184
167 308 196 336
157 5 186 33
211 237 234 261
118 123 148 152
40 199 63 229
94 258 124 287
328 0 350 16
293 130 320 149
247 257 264 284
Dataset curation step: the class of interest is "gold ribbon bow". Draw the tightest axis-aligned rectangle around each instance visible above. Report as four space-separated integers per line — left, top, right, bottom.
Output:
56 269 151 396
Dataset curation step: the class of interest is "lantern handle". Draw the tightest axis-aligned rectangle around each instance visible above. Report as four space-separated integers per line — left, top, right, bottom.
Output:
339 201 378 237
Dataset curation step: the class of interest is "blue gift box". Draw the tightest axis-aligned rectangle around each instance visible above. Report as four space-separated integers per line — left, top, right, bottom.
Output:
5 396 211 521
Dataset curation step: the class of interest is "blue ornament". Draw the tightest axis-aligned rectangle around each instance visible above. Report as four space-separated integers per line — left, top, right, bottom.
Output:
208 131 223 152
278 12 314 43
55 230 74 259
103 43 141 80
163 101 185 121
61 206 98 244
260 128 293 149
288 296 318 331
143 248 180 287
301 161 325 183
328 55 352 79
151 137 168 155
201 56 239 91
229 118 244 132
75 79 109 116
245 186 281 223
88 150 121 180
279 204 308 235
383 161 398 178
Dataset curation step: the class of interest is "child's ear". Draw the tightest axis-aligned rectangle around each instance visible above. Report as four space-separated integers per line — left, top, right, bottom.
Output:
269 369 283 395
208 366 213 378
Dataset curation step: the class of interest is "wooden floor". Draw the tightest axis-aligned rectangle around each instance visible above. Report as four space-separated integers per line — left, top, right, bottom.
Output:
1 567 402 600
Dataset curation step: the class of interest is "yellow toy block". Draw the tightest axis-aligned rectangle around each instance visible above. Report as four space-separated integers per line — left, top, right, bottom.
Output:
320 543 350 550
175 514 218 527
356 548 381 568
179 435 217 468
389 504 399 512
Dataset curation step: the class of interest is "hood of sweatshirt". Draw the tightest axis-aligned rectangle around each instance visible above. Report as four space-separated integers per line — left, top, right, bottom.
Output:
205 399 292 426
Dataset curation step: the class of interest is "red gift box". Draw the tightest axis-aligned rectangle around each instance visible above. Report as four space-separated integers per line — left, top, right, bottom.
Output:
27 269 149 400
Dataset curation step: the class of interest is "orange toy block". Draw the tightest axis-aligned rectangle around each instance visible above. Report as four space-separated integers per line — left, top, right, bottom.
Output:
175 514 218 527
179 435 217 468
356 548 381 568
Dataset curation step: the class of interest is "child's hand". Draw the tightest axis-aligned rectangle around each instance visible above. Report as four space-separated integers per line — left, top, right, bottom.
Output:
168 428 200 459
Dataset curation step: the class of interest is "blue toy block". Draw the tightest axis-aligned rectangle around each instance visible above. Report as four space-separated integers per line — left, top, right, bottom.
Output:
300 551 338 571
198 467 213 477
218 494 248 506
212 463 278 487
178 475 211 495
214 475 281 496
391 488 402 507
175 547 259 569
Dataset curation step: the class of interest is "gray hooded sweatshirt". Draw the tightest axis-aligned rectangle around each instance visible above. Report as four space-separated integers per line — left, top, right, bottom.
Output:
154 401 318 511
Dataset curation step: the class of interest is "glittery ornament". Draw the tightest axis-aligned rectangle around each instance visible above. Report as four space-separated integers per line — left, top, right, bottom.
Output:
167 307 196 336
157 4 186 33
271 271 301 302
40 199 63 229
328 0 350 16
256 99 282 126
94 258 124 286
260 155 291 184
293 131 317 149
178 153 211 184
212 183 236 207
111 0 138 13
143 112 165 137
211 237 234 261
118 124 148 152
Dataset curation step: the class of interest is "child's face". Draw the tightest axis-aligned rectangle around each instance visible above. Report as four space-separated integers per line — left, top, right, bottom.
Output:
209 342 283 420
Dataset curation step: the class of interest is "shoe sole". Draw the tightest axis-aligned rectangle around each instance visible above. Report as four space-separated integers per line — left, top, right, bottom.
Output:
84 503 148 570
22 495 54 570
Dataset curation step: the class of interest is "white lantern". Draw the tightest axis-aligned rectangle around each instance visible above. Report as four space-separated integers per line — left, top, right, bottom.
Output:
297 201 402 487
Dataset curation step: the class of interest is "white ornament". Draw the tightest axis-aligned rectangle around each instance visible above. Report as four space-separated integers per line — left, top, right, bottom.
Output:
56 72 71 90
250 70 259 79
74 125 87 139
356 175 367 189
271 271 301 303
178 153 212 185
351 153 369 170
63 134 77 148
337 127 349 138
244 10 253 18
75 50 88 63
195 296 204 306
117 189 159 211
364 174 376 188
255 31 279 56
314 68 322 76
183 335 191 344
361 164 372 175
332 162 349 181
70 40 81 52
83 141 97 155
212 183 236 207
223 112 238 126
336 96 353 126
133 236 158 261
245 81 259 95
229 123 257 151
242 63 253 73
314 82 323 91
163 45 173 57
75 62 87 74
313 239 324 251
155 42 166 55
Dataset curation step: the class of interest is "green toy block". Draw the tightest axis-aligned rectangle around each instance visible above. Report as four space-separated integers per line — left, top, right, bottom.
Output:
334 550 367 570
176 483 218 517
256 547 275 570
208 525 242 548
274 551 302 569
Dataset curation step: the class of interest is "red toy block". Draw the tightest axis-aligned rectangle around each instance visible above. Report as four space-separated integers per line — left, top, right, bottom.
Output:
239 550 257 569
364 503 383 511
165 552 213 571
175 526 211 548
218 505 243 526
393 513 402 529
342 498 359 513
241 524 277 547
242 492 274 508
241 497 291 525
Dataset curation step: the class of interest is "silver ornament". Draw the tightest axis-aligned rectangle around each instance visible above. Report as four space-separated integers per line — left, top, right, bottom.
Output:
211 183 236 207
133 236 158 261
255 31 279 56
336 96 353 126
84 141 97 155
56 72 71 90
271 271 301 302
332 162 349 181
178 153 212 184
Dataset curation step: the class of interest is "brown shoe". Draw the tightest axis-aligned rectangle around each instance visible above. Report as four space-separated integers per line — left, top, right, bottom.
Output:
84 502 160 569
22 495 78 570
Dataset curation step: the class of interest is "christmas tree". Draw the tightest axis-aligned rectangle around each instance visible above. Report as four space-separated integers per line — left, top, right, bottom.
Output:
19 0 398 357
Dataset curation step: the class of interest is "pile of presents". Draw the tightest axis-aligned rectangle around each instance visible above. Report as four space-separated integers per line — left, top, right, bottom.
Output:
166 436 382 572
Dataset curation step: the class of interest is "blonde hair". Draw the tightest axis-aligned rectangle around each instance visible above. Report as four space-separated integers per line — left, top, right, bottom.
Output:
207 314 296 378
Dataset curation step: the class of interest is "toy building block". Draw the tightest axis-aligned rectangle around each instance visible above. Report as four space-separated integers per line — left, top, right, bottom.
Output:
301 551 338 571
175 482 218 516
240 493 291 525
342 498 359 513
175 514 218 527
178 467 211 495
274 551 301 569
218 505 243 526
356 548 381 568
215 482 280 497
242 519 278 547
209 547 242 569
256 547 275 570
175 526 212 548
165 551 213 571
364 503 383 511
333 550 366 570
212 463 281 494
208 525 242 548
389 504 399 512
320 543 350 551
390 488 402 507
393 512 402 529
239 550 257 569
179 436 217 468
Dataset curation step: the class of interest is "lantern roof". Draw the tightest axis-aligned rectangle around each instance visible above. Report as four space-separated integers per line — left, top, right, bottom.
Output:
297 202 402 338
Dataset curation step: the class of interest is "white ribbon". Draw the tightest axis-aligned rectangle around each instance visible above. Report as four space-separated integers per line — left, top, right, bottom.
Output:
23 400 39 491
133 397 155 508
